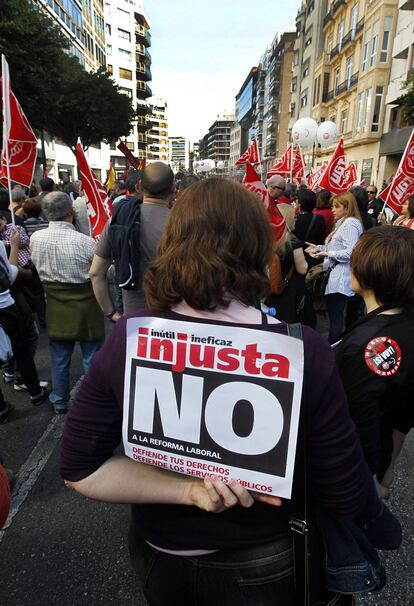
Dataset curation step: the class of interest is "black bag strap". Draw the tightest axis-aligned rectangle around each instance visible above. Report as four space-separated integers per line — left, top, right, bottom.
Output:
303 214 317 243
287 323 309 606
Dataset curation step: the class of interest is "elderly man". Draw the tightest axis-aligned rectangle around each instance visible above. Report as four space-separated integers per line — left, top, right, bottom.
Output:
266 174 290 205
30 192 104 414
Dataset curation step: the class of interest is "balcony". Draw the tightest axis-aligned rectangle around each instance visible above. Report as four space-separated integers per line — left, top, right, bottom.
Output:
136 65 151 81
323 72 359 102
136 82 152 100
135 47 151 64
135 25 151 47
329 18 364 61
323 9 333 27
332 0 346 15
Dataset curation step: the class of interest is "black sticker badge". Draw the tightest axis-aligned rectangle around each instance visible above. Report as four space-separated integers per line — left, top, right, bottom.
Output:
364 337 402 377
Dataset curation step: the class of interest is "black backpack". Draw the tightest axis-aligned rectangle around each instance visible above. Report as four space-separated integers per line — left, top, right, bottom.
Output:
108 196 141 290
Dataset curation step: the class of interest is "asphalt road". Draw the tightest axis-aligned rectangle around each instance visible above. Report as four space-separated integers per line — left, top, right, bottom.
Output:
0 325 412 605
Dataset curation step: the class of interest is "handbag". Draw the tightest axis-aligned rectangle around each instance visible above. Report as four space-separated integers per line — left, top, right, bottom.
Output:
288 323 355 606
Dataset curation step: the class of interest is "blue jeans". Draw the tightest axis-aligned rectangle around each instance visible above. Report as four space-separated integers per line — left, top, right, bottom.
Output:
129 536 294 606
49 340 102 408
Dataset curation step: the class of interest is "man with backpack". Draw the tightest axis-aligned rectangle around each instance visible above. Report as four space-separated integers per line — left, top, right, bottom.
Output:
90 162 174 317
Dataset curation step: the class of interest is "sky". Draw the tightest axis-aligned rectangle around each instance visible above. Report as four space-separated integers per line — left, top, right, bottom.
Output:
144 0 298 145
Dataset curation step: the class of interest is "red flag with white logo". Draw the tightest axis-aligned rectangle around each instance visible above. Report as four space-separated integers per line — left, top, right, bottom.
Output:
235 139 260 166
307 162 327 190
318 138 348 194
0 56 37 189
378 128 414 213
242 163 286 240
343 163 358 188
291 145 305 183
378 172 414 214
75 140 113 238
267 145 292 178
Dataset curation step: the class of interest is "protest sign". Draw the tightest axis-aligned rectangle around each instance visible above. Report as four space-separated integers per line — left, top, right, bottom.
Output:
122 317 304 498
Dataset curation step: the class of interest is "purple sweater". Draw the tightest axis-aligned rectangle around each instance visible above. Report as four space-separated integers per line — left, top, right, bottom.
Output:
60 311 369 551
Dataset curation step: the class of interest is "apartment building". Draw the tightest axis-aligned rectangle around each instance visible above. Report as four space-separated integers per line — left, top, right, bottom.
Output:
105 0 152 172
312 0 398 184
254 31 295 172
291 0 328 126
205 115 235 167
378 0 414 183
168 137 189 173
33 0 110 182
148 98 168 162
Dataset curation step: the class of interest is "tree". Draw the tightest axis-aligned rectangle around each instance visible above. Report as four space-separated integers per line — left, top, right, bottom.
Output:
47 66 135 152
401 70 414 126
1 0 134 156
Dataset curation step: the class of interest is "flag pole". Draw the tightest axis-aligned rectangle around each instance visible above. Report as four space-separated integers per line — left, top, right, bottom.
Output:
3 135 15 227
1 54 15 227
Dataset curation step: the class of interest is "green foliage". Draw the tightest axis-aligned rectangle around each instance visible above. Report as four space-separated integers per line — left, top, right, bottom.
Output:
0 0 134 151
401 70 414 126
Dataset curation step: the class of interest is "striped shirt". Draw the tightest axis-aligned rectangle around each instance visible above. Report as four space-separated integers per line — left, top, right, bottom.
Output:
318 217 363 297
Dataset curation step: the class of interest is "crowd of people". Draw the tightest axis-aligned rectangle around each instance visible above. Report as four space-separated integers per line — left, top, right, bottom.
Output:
1 166 413 605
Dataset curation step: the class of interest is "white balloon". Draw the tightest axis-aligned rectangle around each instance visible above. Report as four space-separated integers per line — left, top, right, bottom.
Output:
316 121 338 148
291 118 318 148
197 159 215 172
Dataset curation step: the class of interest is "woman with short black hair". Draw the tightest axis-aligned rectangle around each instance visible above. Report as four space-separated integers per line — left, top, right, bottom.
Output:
334 225 414 496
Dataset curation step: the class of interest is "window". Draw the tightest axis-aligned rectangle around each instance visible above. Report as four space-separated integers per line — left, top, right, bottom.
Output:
105 23 111 36
126 142 134 150
334 67 340 93
370 23 379 66
380 17 392 62
291 77 297 92
356 91 365 131
300 90 308 107
118 48 131 61
361 159 373 183
313 75 321 106
119 86 132 98
290 102 296 115
327 35 333 54
118 28 131 42
303 60 310 79
351 4 358 38
341 109 348 133
363 88 372 132
338 20 345 49
119 67 132 80
371 86 383 131
293 51 299 67
106 44 112 55
346 55 354 87
117 8 130 22
362 29 371 71
305 27 312 47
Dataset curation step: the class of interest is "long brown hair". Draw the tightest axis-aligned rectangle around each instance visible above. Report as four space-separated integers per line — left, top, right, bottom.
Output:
144 178 272 311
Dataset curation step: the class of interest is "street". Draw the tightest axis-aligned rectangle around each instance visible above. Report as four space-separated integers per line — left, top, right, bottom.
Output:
0 326 413 606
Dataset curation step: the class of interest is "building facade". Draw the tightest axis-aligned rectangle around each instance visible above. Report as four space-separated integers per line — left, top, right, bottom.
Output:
33 0 110 183
312 0 398 184
168 137 189 173
378 0 414 184
148 98 169 162
105 0 152 173
253 31 296 172
205 115 235 167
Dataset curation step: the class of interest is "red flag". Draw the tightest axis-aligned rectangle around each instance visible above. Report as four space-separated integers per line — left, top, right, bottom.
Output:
235 138 260 166
378 172 414 214
343 163 358 188
307 162 327 190
378 128 414 214
291 145 305 183
267 145 292 178
242 164 286 240
75 140 113 238
318 138 348 195
117 141 141 169
0 63 37 189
